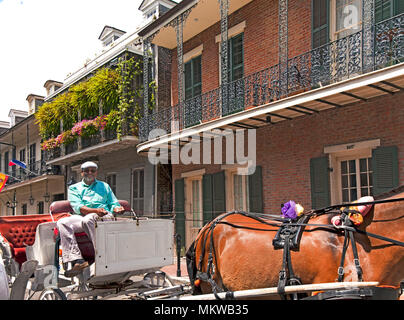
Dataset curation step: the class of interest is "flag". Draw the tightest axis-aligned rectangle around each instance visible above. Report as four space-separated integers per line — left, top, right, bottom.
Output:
0 173 8 193
8 159 27 169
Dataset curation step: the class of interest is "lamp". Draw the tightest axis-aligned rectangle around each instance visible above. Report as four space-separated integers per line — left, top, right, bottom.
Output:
29 185 34 205
44 180 50 203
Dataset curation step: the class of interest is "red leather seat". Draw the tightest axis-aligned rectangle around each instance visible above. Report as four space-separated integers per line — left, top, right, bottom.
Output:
0 213 70 266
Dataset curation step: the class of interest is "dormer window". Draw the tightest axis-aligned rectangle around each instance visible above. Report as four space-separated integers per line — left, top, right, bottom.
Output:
98 26 126 47
146 9 156 18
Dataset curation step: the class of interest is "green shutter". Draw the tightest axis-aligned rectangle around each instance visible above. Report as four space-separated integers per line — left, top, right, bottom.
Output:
202 174 213 224
312 0 330 48
372 146 399 196
248 165 263 213
212 171 226 217
174 179 185 248
310 156 330 209
394 0 404 16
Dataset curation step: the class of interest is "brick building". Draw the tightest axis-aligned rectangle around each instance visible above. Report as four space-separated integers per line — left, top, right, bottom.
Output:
138 0 404 250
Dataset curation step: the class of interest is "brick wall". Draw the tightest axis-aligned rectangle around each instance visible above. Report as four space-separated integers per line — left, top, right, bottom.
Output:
169 0 312 106
172 91 404 215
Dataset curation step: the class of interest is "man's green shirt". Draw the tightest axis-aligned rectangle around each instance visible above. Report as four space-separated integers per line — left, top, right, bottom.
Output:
68 179 120 214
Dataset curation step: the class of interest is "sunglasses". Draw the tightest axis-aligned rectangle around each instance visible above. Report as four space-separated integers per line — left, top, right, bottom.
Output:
83 168 97 173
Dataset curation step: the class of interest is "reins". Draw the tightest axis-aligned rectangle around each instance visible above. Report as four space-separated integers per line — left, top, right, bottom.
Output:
193 196 404 299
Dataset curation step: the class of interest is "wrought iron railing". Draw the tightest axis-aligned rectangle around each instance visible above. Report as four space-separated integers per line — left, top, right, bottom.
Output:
139 13 404 142
5 160 61 185
45 122 132 162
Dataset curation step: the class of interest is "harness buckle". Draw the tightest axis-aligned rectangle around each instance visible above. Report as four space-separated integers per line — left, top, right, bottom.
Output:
337 266 344 276
279 270 286 280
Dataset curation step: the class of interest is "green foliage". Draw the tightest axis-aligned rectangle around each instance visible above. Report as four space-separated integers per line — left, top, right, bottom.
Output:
37 52 156 148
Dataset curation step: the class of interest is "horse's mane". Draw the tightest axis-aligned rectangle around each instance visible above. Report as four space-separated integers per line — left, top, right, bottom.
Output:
373 185 404 200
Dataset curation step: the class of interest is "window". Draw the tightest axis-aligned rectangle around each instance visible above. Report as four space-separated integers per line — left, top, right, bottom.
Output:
228 33 244 82
37 201 44 214
131 169 144 216
106 174 117 195
184 55 202 127
19 149 25 162
21 204 27 215
183 172 204 248
19 149 26 178
312 0 330 48
29 143 36 171
190 179 202 228
225 167 250 212
4 152 9 175
184 55 202 100
313 0 404 49
375 0 404 23
340 157 373 202
222 33 245 116
324 139 379 204
333 0 362 40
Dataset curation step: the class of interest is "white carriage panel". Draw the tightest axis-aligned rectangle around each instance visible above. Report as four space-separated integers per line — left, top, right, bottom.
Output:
94 219 174 277
25 222 56 266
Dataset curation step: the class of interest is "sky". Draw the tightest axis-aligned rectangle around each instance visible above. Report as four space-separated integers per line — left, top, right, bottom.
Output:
0 0 146 122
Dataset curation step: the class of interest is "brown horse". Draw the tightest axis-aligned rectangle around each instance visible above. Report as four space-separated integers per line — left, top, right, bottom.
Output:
188 188 404 299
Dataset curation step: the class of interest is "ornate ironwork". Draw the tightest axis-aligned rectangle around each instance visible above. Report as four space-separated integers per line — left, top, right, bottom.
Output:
219 0 229 86
278 0 288 97
139 13 404 143
374 12 404 68
143 37 152 115
362 0 375 73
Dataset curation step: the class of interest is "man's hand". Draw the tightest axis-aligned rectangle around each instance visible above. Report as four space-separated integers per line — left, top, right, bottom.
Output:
96 208 108 217
113 206 125 214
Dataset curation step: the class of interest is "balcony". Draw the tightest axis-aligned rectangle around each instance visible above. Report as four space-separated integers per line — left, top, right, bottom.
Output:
45 125 138 166
139 13 404 145
5 160 62 187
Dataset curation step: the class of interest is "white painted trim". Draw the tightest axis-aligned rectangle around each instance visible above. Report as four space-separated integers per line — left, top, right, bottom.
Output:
215 21 246 43
324 139 380 156
325 139 379 204
183 44 204 63
137 62 404 153
181 168 206 178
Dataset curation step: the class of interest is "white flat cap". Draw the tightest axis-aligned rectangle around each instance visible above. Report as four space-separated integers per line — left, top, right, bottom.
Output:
81 161 98 170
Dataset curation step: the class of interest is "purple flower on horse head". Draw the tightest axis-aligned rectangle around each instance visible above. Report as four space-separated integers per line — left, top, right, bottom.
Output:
281 200 297 219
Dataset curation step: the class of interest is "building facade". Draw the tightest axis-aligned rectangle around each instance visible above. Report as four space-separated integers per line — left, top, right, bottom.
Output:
137 0 404 249
0 0 177 217
0 104 64 216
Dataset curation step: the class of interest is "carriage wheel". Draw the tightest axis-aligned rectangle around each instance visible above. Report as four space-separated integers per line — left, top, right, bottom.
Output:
39 288 67 300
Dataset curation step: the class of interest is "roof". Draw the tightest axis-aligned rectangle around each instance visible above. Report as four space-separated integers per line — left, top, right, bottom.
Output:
43 80 63 88
98 25 126 40
26 94 45 101
138 0 178 11
138 0 193 37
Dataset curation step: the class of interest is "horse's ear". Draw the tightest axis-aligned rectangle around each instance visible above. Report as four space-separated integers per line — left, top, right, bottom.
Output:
372 146 399 196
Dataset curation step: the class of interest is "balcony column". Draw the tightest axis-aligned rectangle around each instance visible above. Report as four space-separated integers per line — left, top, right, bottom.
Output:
99 100 105 142
60 119 65 156
77 110 82 150
278 0 288 97
362 0 375 73
219 0 229 115
171 15 185 105
143 38 152 117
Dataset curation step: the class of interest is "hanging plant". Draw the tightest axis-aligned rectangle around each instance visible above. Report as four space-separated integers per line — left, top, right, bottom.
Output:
36 51 153 146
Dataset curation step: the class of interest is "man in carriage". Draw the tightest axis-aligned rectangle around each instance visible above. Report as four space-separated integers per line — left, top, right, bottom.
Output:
56 161 125 277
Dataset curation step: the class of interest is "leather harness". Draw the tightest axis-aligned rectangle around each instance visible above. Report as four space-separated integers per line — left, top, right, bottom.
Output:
186 197 404 300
